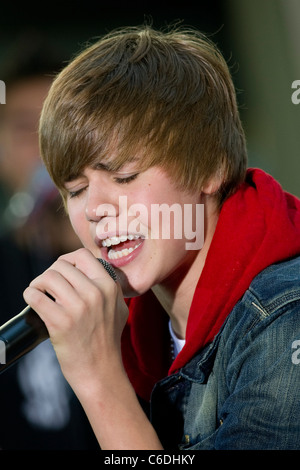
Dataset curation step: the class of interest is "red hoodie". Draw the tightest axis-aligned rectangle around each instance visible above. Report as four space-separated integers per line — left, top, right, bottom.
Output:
121 169 300 401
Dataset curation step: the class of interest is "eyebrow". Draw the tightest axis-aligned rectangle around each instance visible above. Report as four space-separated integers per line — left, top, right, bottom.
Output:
64 161 113 184
91 161 114 172
64 157 138 185
92 157 139 173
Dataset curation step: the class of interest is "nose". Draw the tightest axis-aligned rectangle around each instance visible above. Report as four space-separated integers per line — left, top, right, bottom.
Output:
85 184 119 223
85 204 100 222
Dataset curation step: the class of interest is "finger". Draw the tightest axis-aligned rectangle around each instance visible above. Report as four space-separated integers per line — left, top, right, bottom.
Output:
52 251 120 306
31 259 122 337
41 257 116 307
23 284 64 332
58 248 115 282
24 266 102 335
29 266 84 308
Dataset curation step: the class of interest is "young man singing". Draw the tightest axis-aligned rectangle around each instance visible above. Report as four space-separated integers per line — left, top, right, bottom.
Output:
24 26 300 449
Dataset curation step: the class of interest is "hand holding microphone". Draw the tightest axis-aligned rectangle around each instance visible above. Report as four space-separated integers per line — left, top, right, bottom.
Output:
0 258 117 374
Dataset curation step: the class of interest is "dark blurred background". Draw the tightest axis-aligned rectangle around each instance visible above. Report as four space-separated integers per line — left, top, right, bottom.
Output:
1 0 299 197
0 0 299 450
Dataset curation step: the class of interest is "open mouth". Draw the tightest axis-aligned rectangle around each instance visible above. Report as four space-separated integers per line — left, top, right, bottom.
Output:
102 234 144 260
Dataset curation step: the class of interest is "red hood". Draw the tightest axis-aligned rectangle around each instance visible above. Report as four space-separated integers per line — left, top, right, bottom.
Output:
121 169 300 401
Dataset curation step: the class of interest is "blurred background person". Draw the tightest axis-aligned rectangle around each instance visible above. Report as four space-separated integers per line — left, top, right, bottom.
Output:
0 32 98 449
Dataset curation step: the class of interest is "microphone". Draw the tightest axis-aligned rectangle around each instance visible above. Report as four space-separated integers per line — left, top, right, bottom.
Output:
0 259 117 374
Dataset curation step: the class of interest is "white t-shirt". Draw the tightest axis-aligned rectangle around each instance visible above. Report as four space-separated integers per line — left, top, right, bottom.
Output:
168 320 186 359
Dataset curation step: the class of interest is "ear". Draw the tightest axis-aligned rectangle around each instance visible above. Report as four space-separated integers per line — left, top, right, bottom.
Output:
201 174 223 196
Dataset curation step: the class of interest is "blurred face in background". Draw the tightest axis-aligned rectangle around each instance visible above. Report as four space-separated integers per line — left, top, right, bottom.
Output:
0 76 51 192
0 75 82 255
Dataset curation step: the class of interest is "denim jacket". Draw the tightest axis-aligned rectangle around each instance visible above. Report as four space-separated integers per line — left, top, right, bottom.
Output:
150 256 300 450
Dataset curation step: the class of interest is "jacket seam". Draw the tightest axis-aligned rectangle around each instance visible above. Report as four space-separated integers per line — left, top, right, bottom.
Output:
242 289 300 337
251 301 269 319
262 290 300 313
248 286 300 315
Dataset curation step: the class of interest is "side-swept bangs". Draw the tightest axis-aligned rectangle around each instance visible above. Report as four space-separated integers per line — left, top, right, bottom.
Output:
39 26 247 204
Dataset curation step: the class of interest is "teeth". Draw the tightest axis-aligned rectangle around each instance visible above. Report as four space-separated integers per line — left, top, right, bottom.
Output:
102 234 144 260
102 234 142 247
108 243 142 260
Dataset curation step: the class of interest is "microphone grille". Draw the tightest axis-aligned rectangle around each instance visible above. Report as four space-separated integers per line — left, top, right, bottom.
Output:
98 258 117 282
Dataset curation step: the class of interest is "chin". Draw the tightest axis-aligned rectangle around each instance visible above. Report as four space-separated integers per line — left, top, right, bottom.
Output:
115 266 154 299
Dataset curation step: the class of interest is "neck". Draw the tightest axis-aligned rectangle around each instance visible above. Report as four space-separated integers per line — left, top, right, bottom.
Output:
152 198 219 339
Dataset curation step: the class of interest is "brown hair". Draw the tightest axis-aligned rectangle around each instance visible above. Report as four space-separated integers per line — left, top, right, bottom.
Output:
39 25 247 205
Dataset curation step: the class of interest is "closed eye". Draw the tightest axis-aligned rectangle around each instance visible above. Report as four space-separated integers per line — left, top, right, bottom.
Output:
68 186 87 198
113 173 139 185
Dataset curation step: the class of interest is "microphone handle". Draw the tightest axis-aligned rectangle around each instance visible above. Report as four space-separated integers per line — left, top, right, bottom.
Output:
0 305 49 374
0 258 117 374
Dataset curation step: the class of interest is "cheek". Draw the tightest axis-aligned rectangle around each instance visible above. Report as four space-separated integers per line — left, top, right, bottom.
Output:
68 205 88 242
